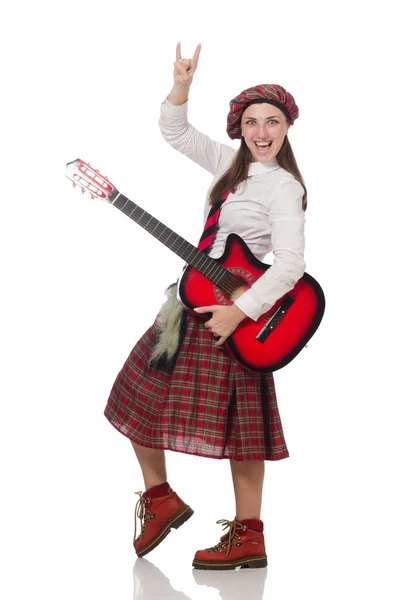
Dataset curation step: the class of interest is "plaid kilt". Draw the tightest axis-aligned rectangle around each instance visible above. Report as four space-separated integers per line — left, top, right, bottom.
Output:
104 312 289 462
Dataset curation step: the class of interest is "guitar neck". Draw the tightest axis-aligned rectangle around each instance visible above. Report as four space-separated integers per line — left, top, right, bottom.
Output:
111 192 228 286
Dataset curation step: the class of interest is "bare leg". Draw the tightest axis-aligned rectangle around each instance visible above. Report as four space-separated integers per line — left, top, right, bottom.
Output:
131 440 168 490
229 459 265 520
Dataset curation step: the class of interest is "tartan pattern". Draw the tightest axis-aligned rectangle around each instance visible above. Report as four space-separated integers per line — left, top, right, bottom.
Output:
104 313 289 462
198 189 231 252
227 84 299 140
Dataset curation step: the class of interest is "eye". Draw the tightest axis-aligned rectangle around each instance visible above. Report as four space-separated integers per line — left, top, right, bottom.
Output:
244 119 279 125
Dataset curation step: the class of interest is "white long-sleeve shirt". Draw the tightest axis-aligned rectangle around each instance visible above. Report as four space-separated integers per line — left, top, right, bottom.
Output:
159 97 306 321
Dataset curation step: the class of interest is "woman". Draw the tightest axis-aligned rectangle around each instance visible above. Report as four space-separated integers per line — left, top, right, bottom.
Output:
104 42 307 570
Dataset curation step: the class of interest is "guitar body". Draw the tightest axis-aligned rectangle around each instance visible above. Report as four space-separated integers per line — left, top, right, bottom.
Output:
179 234 325 373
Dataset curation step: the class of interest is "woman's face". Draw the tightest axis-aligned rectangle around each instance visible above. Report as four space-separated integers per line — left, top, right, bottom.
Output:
240 103 290 163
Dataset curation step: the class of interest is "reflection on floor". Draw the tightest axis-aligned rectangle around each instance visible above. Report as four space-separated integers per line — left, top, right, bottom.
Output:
133 556 267 600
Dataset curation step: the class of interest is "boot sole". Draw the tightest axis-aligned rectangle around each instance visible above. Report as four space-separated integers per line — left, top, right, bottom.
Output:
192 555 267 570
135 504 194 558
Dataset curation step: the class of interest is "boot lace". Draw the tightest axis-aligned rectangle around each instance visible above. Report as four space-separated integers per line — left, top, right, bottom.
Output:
206 519 246 558
134 491 154 543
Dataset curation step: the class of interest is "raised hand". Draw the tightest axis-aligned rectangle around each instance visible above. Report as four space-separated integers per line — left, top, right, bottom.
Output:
173 42 201 89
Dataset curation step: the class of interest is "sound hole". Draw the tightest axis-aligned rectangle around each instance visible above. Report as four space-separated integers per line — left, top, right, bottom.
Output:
214 268 255 305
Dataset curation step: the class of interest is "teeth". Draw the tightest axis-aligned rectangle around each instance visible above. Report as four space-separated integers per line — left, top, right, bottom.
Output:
256 142 271 147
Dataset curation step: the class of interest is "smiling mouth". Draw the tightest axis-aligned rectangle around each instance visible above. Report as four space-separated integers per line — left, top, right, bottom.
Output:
254 142 272 152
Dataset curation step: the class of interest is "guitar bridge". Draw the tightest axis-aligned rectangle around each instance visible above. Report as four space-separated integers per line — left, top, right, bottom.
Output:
255 295 295 343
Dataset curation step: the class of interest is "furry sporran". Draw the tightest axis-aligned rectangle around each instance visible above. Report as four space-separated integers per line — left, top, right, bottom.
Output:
149 282 187 372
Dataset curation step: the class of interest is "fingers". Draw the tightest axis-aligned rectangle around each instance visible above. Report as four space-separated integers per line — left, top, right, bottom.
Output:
176 41 181 61
174 42 201 71
194 305 215 313
204 325 226 346
173 60 191 83
191 43 201 68
206 326 223 344
202 319 226 345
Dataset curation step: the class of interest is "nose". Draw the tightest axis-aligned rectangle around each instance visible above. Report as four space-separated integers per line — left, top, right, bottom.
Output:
256 123 269 138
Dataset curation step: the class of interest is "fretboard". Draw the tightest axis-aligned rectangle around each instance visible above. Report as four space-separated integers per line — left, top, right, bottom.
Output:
111 192 236 289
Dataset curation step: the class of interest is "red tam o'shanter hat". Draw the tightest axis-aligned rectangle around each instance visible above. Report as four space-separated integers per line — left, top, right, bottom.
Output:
227 84 299 140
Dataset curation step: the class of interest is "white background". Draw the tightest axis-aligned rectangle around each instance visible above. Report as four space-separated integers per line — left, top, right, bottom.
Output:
1 1 396 598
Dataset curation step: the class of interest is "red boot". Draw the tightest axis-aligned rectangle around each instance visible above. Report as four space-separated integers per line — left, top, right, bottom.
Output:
192 518 267 570
133 485 194 558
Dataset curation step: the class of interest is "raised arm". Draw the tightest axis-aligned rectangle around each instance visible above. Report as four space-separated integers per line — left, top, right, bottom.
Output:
168 42 201 106
159 43 235 175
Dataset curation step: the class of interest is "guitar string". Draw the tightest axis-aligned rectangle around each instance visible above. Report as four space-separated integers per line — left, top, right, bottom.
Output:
115 196 231 287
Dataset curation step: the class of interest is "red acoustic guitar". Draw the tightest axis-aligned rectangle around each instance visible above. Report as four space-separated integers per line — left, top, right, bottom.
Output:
66 158 325 373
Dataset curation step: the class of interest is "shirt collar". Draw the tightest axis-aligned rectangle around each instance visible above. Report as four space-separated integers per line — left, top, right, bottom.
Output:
248 159 280 176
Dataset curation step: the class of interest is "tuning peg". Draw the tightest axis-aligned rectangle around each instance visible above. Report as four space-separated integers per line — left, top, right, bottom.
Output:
81 188 86 194
91 194 95 200
73 182 76 188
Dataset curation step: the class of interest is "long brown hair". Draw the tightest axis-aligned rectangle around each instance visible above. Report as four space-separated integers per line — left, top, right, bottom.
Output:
209 134 307 211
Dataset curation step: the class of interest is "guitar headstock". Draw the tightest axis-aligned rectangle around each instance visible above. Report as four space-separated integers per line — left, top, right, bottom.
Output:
65 158 119 202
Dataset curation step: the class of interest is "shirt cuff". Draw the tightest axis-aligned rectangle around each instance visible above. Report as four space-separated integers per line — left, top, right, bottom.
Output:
161 96 189 115
234 289 270 322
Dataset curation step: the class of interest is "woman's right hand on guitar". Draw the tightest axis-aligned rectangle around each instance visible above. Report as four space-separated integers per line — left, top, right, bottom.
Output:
173 42 201 90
